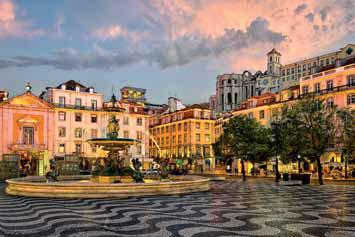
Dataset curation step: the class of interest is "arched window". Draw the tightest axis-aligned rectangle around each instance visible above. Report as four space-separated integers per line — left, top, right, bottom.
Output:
227 93 232 104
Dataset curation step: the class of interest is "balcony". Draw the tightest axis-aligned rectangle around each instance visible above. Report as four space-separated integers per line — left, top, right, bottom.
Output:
300 84 355 98
54 103 102 111
9 143 47 150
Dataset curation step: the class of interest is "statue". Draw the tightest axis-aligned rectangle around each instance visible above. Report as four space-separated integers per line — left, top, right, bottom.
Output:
107 116 120 139
45 159 59 182
131 158 144 183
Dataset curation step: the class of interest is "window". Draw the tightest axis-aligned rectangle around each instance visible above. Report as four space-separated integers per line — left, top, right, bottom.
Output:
59 96 66 107
91 145 97 153
178 135 182 144
166 126 169 133
348 75 355 86
91 114 97 123
166 137 169 145
75 113 82 122
248 112 253 118
157 127 160 135
196 134 200 142
347 94 355 104
75 144 82 154
75 98 82 108
75 128 82 138
314 83 320 93
137 145 142 154
227 93 232 104
326 58 329 65
161 137 164 145
302 86 309 94
136 131 143 140
196 146 201 155
184 134 187 143
123 116 129 125
172 124 176 132
58 111 66 121
23 127 34 145
184 122 187 131
91 100 97 110
326 80 333 91
59 127 66 137
196 122 200 129
205 122 210 130
327 98 334 108
59 144 65 153
178 123 181 130
91 129 98 138
172 136 176 144
124 130 129 138
259 110 265 119
137 117 143 126
205 134 210 143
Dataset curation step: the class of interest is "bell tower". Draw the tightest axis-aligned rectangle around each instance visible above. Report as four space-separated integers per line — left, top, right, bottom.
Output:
267 48 282 76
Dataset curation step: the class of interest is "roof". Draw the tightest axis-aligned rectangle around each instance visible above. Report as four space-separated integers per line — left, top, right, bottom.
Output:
47 80 94 93
120 86 146 93
267 48 281 56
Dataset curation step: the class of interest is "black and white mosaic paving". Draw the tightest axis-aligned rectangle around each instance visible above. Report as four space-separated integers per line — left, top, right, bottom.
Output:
0 180 354 237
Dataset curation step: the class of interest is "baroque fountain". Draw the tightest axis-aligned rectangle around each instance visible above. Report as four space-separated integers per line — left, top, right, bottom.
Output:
6 116 210 198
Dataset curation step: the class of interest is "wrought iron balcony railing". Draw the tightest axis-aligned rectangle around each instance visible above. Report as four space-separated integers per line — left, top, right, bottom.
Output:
9 143 46 150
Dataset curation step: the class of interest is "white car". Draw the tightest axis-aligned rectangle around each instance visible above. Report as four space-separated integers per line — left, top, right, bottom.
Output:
144 169 159 176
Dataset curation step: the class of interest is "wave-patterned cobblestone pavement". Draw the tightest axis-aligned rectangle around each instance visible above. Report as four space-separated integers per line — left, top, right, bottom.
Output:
0 180 354 237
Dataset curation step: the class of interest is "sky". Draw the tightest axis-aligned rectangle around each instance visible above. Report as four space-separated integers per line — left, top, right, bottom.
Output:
0 0 354 104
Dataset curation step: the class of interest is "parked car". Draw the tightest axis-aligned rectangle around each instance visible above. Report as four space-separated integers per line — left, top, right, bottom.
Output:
143 169 159 176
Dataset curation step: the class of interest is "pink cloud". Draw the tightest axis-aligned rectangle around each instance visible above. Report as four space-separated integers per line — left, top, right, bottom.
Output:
90 24 145 42
0 0 44 39
146 0 354 71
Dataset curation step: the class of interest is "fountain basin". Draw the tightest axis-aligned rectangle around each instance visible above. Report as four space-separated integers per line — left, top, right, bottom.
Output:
6 175 210 198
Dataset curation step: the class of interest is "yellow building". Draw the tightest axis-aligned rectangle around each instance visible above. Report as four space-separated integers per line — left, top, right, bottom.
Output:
216 62 355 174
149 104 216 171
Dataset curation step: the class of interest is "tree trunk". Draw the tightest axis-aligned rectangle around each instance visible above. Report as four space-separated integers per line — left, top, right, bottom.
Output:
265 160 268 177
275 156 279 182
252 162 255 176
316 157 323 185
344 155 348 179
241 158 246 181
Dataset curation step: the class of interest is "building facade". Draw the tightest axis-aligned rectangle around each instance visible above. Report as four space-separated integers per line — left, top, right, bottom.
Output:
215 73 257 113
40 80 105 158
214 43 355 113
0 85 55 176
148 101 216 171
215 62 355 174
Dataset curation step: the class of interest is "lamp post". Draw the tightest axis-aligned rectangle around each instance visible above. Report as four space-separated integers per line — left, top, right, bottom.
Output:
297 154 301 175
271 120 281 182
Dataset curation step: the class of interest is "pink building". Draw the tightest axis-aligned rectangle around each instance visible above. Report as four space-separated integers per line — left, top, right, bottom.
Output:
0 85 55 175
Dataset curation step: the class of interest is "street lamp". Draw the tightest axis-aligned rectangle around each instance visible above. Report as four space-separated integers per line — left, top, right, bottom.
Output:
271 120 281 182
297 154 301 175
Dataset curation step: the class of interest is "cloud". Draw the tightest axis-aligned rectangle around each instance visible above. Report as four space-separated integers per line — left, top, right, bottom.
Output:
294 3 308 15
0 0 354 72
0 0 44 39
90 24 148 44
0 17 285 70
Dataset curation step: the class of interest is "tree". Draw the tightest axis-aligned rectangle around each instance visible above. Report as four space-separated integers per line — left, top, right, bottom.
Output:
285 96 336 185
218 115 269 181
278 105 306 174
336 108 355 179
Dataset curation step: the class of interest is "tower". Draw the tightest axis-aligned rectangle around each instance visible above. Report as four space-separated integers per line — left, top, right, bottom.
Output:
267 48 282 76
